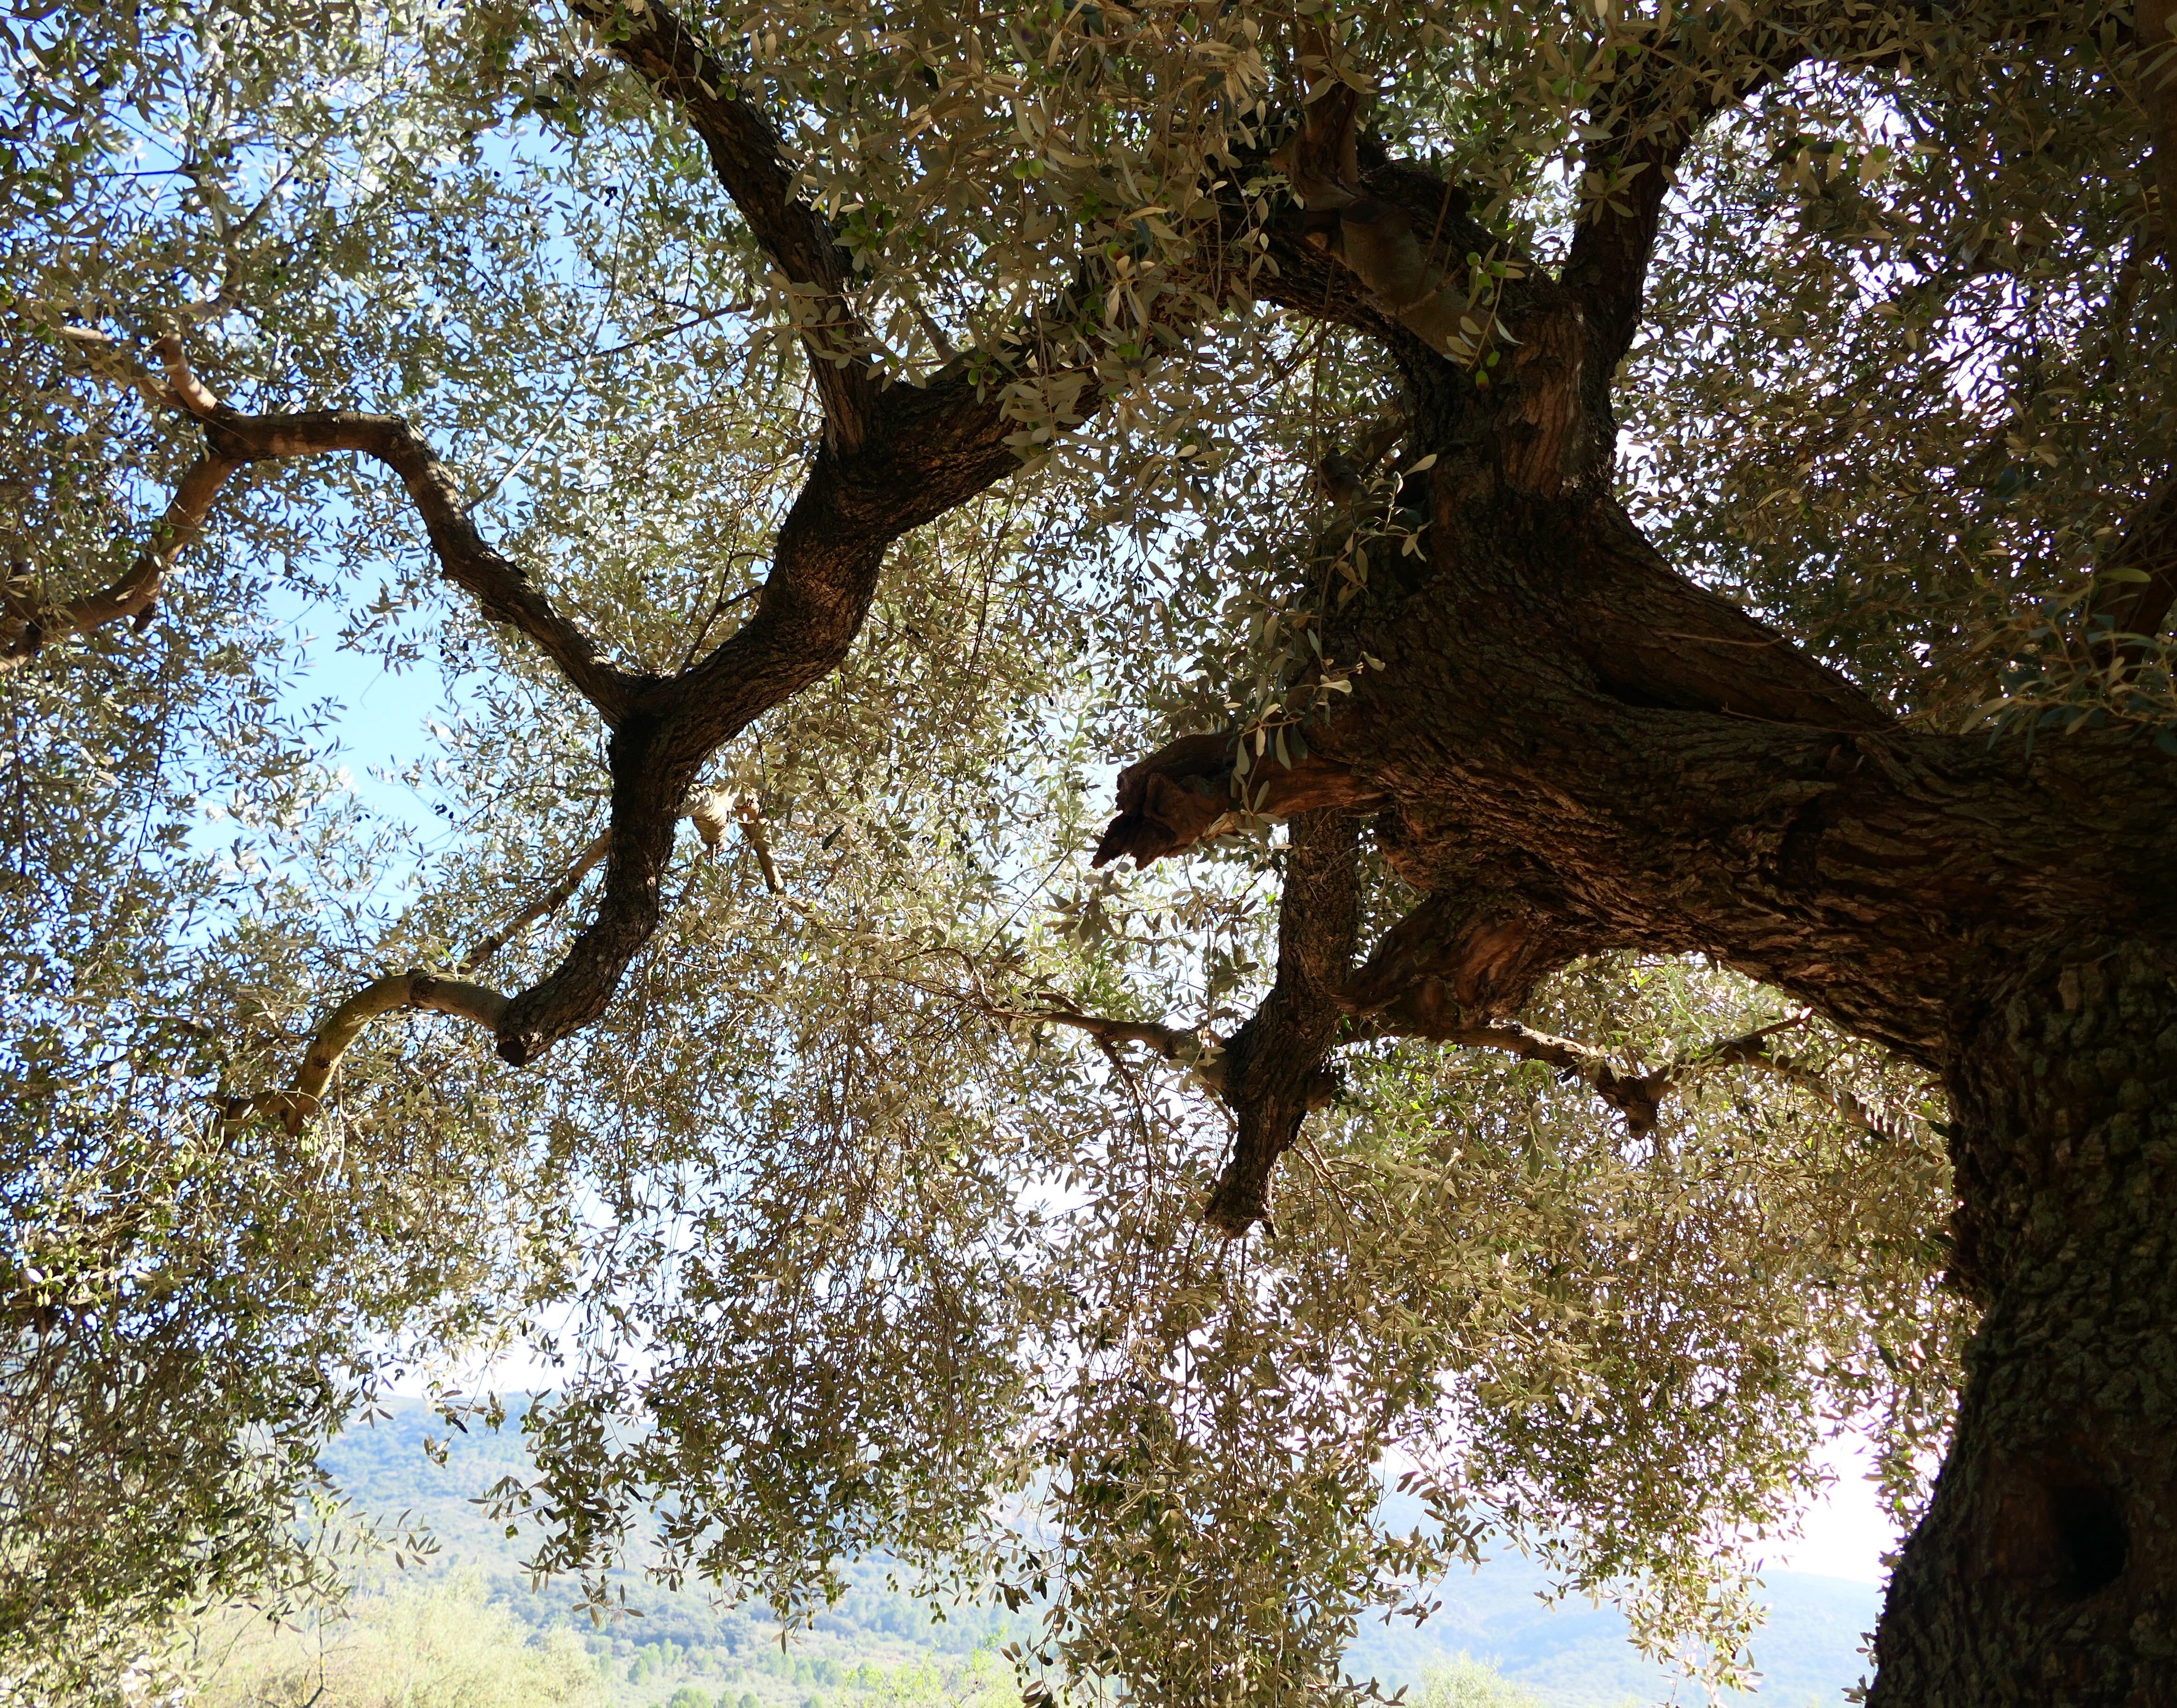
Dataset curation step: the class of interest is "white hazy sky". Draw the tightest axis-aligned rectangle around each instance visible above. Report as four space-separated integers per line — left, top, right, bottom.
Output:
1757 1432 1902 1584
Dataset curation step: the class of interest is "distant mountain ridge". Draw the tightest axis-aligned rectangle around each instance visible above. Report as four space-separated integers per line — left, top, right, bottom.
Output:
320 1400 1879 1707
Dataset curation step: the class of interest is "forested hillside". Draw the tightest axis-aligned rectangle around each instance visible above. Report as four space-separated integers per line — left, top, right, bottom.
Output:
316 1404 1880 1708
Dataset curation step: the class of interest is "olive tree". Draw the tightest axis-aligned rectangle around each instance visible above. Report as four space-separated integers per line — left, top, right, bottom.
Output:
3 0 2172 1702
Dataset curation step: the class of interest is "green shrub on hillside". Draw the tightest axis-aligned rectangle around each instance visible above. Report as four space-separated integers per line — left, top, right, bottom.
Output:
1413 1656 1541 1708
190 1577 602 1708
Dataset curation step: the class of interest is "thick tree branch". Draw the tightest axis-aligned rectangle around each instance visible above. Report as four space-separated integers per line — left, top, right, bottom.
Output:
130 337 638 719
1557 121 1678 383
1269 85 1508 368
488 405 1035 1061
225 972 512 1136
229 787 759 1132
1562 0 1985 388
458 831 613 975
1202 810 1363 1236
1563 503 1892 729
575 0 881 448
1343 888 1598 1021
974 959 1909 1230
480 191 1216 1063
488 0 1217 1062
1093 733 1385 869
1558 27 1811 381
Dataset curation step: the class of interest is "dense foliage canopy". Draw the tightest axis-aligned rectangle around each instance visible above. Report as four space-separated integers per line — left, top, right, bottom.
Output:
5 0 2173 1701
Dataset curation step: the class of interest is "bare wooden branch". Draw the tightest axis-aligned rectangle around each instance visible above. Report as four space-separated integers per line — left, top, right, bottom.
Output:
1684 1025 1919 1143
1359 996 1913 1142
144 337 638 720
225 972 511 1136
1005 996 1225 1087
458 832 613 975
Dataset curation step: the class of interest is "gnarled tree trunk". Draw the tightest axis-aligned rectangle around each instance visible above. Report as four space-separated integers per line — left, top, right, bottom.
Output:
1093 111 2177 1689
1867 945 2177 1704
1151 437 2177 1708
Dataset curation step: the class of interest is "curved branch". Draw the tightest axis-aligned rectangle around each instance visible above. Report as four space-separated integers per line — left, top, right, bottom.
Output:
576 0 882 448
1363 1000 1678 1132
1686 1027 1920 1143
1002 981 1910 1155
1360 996 1913 1142
494 295 1191 1063
226 972 511 1136
1268 84 1512 369
1561 6 1941 384
229 788 754 1132
1001 994 1225 1088
0 450 238 672
144 338 638 721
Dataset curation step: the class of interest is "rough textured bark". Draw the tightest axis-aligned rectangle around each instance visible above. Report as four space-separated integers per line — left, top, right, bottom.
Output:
1086 47 2177 1695
1110 398 2177 1708
1201 810 1362 1235
492 375 1052 1063
1863 942 2177 1704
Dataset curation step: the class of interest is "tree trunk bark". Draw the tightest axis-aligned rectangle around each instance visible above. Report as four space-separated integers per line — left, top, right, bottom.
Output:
1867 942 2177 1706
1104 406 2177 1695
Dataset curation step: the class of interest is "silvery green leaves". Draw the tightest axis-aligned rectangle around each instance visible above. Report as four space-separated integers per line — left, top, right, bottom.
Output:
13 0 2138 1701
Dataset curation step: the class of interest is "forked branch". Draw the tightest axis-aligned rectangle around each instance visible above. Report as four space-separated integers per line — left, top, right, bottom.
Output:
227 787 757 1133
25 334 637 717
987 979 1909 1222
1202 810 1364 1235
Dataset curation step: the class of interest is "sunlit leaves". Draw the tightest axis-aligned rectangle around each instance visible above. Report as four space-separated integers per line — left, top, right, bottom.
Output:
6 0 2121 1700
